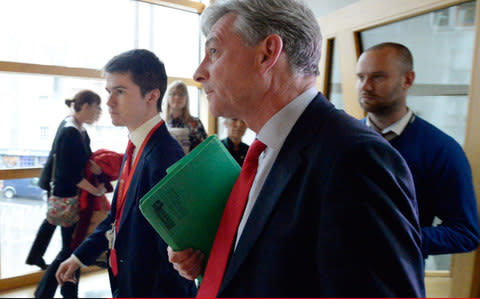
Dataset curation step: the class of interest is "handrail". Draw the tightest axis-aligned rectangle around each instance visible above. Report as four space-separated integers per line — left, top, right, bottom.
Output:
0 168 42 180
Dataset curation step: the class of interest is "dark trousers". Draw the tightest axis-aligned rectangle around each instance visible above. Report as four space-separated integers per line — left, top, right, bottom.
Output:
26 219 56 266
34 224 81 298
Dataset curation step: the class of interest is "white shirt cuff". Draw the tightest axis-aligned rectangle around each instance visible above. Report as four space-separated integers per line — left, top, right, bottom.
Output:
72 254 87 268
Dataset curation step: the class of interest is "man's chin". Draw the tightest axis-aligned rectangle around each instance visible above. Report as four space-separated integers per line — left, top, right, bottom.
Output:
359 100 378 113
110 118 123 127
208 103 222 118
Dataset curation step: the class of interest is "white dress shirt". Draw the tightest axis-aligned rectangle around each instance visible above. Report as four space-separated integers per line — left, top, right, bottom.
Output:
366 108 413 138
235 87 318 248
128 114 163 163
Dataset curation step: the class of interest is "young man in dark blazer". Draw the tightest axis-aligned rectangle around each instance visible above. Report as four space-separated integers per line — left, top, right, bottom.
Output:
168 0 425 297
56 49 197 298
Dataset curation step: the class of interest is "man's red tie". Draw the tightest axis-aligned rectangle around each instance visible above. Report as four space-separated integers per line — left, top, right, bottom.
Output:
123 140 135 177
197 139 266 297
110 140 135 276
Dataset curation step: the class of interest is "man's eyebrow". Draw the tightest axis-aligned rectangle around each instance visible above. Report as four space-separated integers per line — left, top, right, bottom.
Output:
112 85 127 90
105 85 127 92
205 37 218 48
356 71 387 76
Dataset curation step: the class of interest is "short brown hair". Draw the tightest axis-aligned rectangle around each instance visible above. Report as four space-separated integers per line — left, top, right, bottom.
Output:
364 42 413 73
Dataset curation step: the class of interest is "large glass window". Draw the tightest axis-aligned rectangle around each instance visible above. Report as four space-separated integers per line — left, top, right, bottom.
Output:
0 0 200 78
0 73 127 171
0 0 202 280
0 0 135 69
137 2 200 78
359 0 477 271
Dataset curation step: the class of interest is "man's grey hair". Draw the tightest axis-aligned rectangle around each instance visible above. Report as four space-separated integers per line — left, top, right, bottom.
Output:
200 0 322 76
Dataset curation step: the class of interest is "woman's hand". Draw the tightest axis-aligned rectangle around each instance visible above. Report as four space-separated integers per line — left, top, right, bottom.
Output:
89 160 102 175
94 183 107 196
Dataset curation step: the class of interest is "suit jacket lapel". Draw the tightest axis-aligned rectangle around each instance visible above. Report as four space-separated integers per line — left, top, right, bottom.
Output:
220 93 336 293
118 125 162 232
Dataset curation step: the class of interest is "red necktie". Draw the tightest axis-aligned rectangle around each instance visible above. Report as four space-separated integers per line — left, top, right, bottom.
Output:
124 141 135 176
110 140 135 276
197 139 266 297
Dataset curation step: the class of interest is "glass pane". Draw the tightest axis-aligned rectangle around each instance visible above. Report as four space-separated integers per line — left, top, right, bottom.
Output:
0 0 135 69
0 0 200 78
0 177 61 278
408 95 469 146
360 1 476 146
0 177 115 279
0 72 128 170
328 40 345 110
187 86 200 118
217 117 255 146
138 2 200 78
359 1 477 271
361 2 476 85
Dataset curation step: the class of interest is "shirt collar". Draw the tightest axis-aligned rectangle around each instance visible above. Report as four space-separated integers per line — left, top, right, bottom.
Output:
128 114 162 148
366 108 413 136
64 115 86 132
257 87 317 150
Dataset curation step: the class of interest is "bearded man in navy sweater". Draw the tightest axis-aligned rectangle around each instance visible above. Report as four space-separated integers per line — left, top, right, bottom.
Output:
356 42 480 262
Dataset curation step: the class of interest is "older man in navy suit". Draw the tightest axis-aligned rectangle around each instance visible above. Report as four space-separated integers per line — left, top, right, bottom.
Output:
55 49 197 298
168 0 425 297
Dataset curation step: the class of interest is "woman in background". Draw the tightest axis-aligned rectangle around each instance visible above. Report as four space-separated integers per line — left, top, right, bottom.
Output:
165 80 207 153
30 90 105 298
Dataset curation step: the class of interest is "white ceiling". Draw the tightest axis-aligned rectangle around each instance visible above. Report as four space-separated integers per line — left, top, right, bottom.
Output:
304 0 359 18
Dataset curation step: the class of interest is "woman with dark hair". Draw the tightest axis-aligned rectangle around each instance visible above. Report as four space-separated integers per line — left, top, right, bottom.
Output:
27 90 105 298
165 80 207 153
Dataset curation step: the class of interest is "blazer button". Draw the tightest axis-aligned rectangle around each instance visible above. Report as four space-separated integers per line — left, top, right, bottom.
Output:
119 259 124 263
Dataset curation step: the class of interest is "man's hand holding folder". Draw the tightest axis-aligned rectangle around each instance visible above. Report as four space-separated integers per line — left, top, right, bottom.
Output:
168 247 205 280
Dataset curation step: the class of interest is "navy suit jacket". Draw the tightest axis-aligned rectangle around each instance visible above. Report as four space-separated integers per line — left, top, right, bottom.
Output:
218 93 425 297
75 123 197 298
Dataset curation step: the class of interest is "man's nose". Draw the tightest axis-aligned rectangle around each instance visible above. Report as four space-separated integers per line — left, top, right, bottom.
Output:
194 59 208 83
358 78 372 91
106 94 114 107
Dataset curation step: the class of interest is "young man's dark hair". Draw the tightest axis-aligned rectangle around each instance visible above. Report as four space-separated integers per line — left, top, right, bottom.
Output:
104 49 167 112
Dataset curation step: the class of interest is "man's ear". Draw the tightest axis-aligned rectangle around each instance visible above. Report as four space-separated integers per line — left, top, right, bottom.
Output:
146 89 161 105
257 34 283 74
403 70 415 90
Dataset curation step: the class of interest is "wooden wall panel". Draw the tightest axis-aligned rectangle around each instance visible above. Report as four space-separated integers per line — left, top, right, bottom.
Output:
336 30 364 118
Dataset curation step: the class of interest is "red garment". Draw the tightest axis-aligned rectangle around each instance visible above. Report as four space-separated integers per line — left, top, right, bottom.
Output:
71 149 123 250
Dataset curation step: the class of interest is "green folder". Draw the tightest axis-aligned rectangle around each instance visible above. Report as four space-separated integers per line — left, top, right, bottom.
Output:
140 135 241 261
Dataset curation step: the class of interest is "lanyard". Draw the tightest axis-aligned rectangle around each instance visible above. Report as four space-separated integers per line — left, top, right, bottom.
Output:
114 120 164 231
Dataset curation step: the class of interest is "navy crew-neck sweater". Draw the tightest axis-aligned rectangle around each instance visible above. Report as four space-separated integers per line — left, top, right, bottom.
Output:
389 116 479 257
